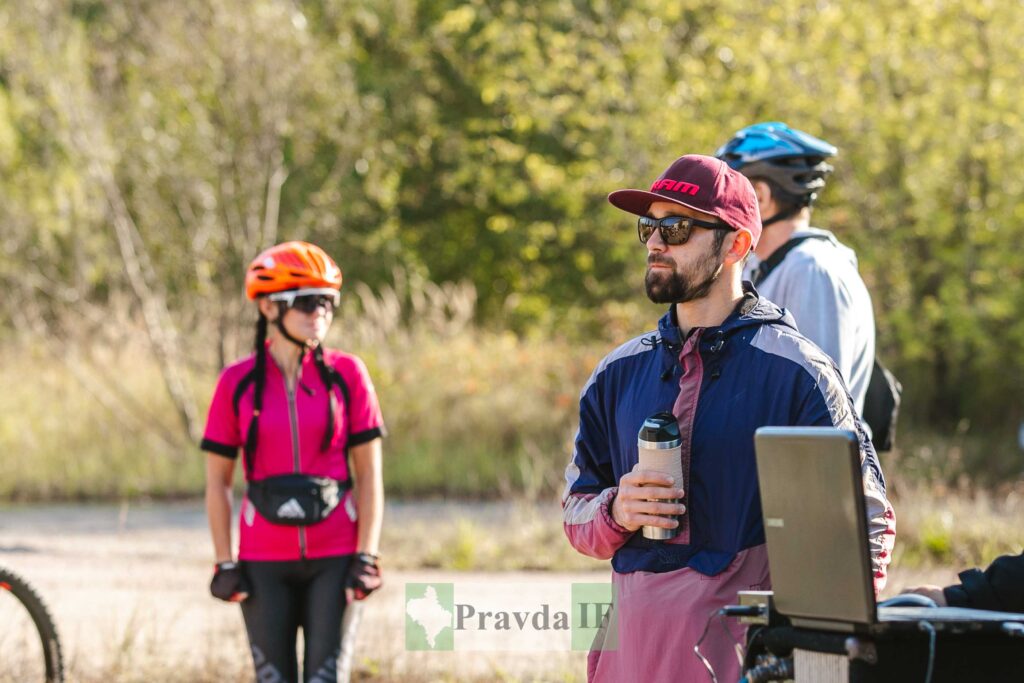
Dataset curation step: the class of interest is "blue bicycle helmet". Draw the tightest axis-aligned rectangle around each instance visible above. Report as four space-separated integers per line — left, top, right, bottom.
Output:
716 122 837 208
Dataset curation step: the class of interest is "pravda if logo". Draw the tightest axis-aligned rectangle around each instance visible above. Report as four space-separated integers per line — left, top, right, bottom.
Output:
404 581 616 652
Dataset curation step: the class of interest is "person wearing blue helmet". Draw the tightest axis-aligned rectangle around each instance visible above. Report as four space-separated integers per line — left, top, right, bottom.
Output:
716 122 877 418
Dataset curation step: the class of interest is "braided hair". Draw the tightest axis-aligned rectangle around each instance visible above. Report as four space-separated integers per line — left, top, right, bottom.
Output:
311 342 338 452
242 303 338 477
243 313 269 477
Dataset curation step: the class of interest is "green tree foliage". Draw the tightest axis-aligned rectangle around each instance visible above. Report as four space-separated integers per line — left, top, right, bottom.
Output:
1 0 1022 430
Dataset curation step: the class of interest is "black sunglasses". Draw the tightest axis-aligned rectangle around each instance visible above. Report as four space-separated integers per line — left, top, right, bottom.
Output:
637 215 728 245
290 294 336 314
268 290 339 314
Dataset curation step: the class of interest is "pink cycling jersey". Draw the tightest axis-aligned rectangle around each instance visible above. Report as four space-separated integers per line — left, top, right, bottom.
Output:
201 346 384 561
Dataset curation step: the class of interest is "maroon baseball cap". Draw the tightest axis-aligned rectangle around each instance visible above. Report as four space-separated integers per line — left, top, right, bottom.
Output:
608 154 762 246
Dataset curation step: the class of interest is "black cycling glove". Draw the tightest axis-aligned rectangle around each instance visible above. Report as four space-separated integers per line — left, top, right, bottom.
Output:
345 552 382 601
210 561 250 602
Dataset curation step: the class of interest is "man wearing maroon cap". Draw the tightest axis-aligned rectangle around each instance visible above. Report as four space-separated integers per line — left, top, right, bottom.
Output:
562 155 894 682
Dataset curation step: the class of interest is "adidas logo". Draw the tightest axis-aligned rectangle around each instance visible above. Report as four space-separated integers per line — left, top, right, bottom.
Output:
276 498 306 519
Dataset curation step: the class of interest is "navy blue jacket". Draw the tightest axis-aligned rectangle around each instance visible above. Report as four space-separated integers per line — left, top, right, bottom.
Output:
562 287 894 586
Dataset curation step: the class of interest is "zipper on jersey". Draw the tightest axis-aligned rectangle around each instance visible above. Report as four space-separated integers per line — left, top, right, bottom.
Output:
285 374 307 558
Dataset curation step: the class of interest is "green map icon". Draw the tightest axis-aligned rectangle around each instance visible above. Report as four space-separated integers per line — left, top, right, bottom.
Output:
405 583 455 651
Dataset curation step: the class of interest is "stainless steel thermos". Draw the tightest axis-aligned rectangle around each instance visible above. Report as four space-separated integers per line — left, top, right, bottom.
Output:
637 412 683 540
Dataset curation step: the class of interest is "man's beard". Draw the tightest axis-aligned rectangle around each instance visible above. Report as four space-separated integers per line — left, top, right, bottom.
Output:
645 242 724 304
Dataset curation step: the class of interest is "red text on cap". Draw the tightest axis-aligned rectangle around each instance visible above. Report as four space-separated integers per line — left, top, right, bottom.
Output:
650 179 700 196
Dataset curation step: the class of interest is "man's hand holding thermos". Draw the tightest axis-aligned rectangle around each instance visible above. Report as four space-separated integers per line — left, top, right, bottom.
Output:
611 412 687 538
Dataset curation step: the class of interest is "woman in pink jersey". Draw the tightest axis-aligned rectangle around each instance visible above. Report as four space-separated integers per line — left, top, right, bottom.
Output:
201 241 385 683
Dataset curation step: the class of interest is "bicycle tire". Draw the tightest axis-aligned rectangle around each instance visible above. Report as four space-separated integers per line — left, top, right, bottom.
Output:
0 566 65 683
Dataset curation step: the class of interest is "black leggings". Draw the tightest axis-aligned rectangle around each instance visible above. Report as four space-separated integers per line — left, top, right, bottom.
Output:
240 556 353 683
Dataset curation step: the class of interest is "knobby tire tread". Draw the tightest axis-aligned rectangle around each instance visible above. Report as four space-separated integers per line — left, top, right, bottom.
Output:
0 566 64 683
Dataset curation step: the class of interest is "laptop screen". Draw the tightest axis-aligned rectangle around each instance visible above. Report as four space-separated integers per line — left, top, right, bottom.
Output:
754 427 876 630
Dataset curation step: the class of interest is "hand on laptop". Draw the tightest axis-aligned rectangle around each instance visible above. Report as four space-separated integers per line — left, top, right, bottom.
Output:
901 585 948 606
611 464 686 532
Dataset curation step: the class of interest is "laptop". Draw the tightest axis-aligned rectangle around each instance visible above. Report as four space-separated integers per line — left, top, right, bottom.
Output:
753 426 1024 634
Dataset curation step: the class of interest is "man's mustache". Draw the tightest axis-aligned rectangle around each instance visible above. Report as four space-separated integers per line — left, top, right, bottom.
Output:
648 255 675 268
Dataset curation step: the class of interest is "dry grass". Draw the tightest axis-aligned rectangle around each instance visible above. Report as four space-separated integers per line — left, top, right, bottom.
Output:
886 481 1024 570
2 274 1021 504
379 489 1023 587
0 275 602 502
380 500 606 573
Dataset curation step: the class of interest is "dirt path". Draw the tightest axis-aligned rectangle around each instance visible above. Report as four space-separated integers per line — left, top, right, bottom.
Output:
0 502 596 682
0 501 963 682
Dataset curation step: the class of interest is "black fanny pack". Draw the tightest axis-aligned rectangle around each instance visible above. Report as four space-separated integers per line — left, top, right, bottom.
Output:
247 474 351 526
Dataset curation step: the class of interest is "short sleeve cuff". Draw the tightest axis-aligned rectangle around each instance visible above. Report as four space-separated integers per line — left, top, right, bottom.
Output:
348 426 384 447
200 438 239 459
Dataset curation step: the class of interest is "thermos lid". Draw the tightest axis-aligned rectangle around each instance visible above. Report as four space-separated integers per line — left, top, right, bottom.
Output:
638 411 681 448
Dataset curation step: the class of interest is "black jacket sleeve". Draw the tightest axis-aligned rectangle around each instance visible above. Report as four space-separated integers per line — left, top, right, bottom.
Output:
943 550 1024 613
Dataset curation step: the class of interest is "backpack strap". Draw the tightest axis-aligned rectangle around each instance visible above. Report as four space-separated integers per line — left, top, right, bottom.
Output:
751 234 831 286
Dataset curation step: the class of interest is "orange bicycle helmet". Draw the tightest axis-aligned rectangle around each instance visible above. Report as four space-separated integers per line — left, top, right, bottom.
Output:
245 241 342 300
241 242 345 467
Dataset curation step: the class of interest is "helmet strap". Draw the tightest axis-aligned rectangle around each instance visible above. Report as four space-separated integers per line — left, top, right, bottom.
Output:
761 205 799 229
273 302 314 351
761 194 813 229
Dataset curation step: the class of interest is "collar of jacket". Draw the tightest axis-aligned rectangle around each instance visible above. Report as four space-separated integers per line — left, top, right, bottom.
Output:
655 282 797 362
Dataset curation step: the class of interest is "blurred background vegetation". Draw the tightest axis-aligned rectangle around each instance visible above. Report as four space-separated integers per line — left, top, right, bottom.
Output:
1 0 1022 507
